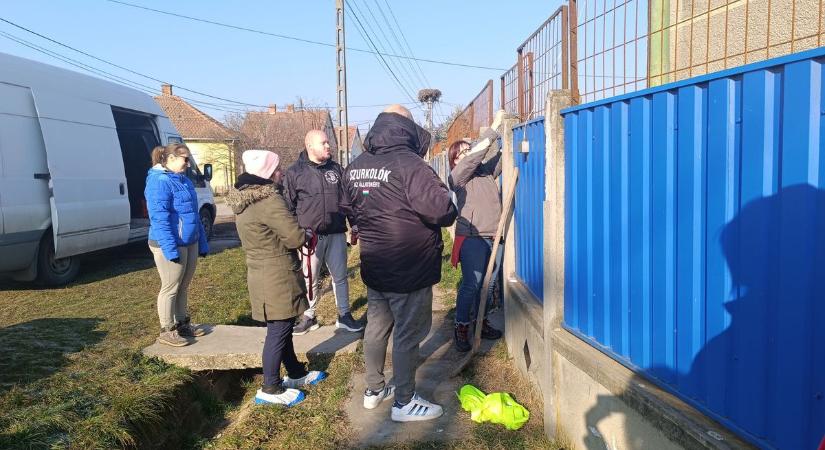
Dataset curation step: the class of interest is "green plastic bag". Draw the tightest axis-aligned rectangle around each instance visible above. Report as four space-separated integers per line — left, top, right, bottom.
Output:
457 384 530 430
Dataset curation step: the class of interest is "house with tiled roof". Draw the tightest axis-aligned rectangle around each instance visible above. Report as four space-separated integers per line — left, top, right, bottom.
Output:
240 104 339 170
334 125 364 164
154 84 238 193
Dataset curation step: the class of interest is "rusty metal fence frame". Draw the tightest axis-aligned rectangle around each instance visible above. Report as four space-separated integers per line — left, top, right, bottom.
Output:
433 80 494 156
445 0 823 146
501 5 573 120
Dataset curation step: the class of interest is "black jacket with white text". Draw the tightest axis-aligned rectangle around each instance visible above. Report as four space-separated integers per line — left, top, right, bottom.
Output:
344 112 457 293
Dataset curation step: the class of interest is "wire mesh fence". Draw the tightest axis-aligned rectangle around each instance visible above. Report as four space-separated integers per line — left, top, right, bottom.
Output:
443 0 823 148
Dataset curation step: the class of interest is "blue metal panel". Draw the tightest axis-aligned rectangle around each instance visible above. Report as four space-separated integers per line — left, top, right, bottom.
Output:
562 48 825 450
512 117 546 301
564 113 577 328
627 96 652 368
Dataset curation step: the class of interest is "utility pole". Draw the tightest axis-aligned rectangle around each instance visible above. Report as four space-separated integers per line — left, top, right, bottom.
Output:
417 88 441 135
335 0 350 165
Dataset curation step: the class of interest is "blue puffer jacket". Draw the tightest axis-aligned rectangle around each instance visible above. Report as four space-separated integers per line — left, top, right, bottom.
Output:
145 165 208 260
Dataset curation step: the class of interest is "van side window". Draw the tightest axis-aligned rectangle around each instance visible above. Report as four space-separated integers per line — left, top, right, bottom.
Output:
186 163 206 189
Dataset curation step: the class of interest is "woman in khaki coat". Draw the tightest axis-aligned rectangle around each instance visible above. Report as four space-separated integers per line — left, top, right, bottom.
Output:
226 149 327 407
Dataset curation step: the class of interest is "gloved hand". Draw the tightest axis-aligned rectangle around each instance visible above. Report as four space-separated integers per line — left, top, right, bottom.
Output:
490 109 506 133
350 225 359 246
305 228 315 243
468 127 502 157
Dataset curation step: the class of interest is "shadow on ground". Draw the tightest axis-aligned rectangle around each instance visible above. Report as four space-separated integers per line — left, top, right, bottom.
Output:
0 318 105 389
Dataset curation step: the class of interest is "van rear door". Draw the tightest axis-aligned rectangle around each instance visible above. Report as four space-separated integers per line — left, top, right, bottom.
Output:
32 89 130 258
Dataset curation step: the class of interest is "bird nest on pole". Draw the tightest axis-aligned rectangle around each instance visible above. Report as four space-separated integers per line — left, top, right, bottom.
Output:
418 89 442 103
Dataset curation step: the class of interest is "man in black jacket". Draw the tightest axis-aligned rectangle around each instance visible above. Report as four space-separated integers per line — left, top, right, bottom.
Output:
283 130 363 335
344 105 457 422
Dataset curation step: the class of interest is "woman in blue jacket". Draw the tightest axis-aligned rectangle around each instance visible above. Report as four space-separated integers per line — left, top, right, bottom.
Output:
145 144 209 347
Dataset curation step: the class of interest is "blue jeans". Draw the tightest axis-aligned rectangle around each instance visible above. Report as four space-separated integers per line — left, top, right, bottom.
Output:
455 237 503 325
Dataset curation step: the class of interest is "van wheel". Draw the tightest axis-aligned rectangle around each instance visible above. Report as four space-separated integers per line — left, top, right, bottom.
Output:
200 207 214 241
36 232 80 286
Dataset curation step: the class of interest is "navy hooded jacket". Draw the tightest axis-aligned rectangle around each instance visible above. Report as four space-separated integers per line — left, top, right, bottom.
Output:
343 112 457 293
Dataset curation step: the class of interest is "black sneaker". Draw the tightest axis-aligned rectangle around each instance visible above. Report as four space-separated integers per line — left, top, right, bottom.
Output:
293 316 320 336
480 319 502 340
454 323 472 353
336 312 365 332
176 317 206 337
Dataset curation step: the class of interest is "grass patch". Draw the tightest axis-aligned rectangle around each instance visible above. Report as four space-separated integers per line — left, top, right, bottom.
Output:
0 225 561 449
439 229 461 310
368 341 566 450
0 235 368 448
204 353 362 450
454 341 566 449
0 244 253 448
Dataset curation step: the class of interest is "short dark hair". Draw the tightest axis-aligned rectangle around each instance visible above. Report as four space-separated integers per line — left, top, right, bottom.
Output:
447 140 469 170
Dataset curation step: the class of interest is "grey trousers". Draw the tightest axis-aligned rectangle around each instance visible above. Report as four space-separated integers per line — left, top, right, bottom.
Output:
302 233 350 318
150 243 198 330
364 286 433 405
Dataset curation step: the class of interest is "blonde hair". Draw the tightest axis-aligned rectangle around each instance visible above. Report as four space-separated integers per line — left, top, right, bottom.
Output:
151 143 190 167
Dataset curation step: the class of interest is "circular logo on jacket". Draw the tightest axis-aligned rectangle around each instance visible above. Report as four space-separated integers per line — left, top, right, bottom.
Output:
324 170 339 184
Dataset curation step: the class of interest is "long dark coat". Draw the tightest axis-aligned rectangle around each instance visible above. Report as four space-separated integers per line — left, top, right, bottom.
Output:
226 181 307 321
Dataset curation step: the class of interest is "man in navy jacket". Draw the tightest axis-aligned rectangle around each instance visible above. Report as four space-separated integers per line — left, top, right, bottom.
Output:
344 105 457 422
283 130 363 335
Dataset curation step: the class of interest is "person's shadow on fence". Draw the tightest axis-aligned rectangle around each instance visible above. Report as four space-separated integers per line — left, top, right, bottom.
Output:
583 184 825 450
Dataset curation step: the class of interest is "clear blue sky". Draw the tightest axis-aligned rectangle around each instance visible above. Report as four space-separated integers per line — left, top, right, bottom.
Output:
0 0 563 133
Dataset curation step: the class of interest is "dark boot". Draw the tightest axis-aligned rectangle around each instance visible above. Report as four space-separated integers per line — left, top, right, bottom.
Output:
454 323 472 353
480 319 502 340
176 317 206 337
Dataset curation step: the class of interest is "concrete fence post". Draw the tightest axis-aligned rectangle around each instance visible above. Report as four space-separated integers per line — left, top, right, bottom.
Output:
543 89 573 437
499 113 522 364
499 113 521 285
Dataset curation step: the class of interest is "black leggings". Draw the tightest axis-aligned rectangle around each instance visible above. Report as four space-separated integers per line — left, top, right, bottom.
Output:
262 318 307 388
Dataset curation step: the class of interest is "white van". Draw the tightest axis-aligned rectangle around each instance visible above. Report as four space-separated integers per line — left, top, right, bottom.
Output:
0 52 217 285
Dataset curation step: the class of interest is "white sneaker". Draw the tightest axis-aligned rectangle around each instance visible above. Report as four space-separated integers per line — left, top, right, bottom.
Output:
282 370 328 388
254 388 305 407
390 393 443 422
363 385 395 409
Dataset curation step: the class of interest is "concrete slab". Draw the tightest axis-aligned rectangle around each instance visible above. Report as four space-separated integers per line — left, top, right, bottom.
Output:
345 310 504 447
143 324 362 371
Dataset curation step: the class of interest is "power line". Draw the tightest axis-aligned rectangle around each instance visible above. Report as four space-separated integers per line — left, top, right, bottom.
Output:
0 16 271 109
349 0 415 96
355 0 421 94
375 0 430 88
0 17 417 113
105 0 507 71
346 4 418 106
383 0 431 86
348 1 414 100
0 29 255 117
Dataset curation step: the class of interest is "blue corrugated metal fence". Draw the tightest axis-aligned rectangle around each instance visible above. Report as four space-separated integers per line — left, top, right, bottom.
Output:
513 118 546 301
561 47 825 450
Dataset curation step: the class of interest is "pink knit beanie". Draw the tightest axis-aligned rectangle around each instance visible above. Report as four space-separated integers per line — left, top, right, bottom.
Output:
242 150 280 179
